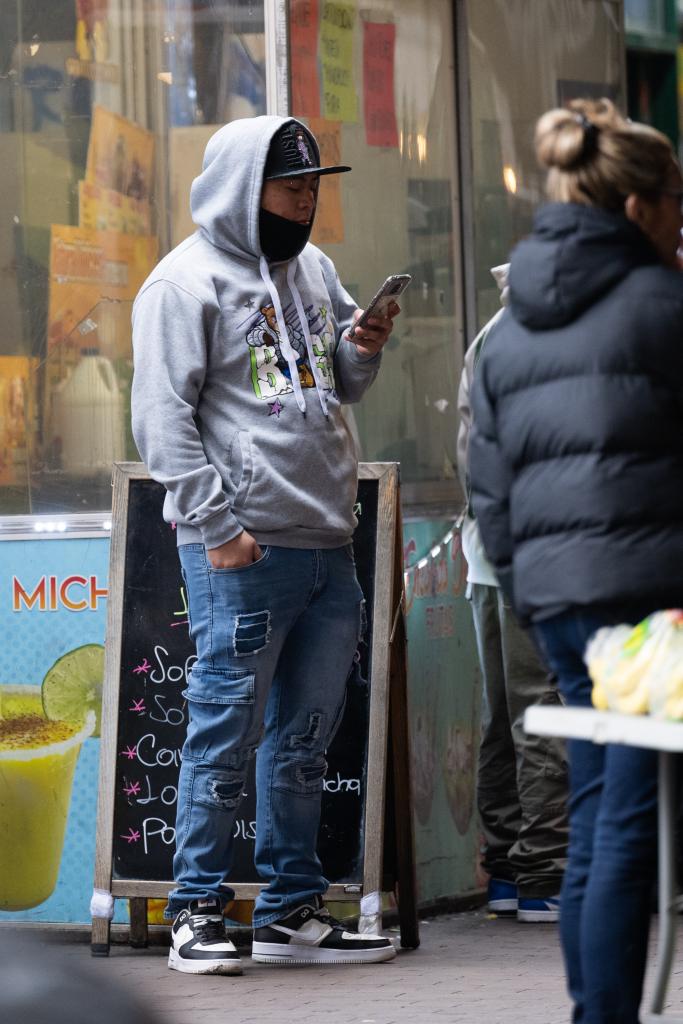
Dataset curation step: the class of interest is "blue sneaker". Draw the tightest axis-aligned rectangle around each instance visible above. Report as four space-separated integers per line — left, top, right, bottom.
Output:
517 895 560 923
487 878 518 915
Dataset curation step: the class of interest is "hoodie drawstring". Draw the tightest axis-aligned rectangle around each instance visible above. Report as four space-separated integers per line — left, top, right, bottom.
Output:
259 256 307 413
287 261 329 418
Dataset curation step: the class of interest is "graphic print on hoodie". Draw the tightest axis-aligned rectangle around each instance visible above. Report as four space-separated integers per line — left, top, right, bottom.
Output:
245 299 336 405
131 115 381 552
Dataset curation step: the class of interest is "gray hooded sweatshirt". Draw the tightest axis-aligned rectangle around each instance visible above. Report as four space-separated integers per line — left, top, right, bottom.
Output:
131 115 381 550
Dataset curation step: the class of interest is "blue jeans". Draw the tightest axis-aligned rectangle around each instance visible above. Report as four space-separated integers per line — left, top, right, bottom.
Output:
534 606 659 1024
166 543 364 927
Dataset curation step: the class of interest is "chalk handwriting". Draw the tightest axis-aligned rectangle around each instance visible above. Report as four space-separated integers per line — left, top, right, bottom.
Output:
323 773 360 794
135 774 178 807
148 692 186 727
135 732 183 768
148 645 196 687
142 817 175 854
234 819 257 841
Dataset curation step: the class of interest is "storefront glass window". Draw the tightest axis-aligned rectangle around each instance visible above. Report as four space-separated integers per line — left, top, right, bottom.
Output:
288 0 464 510
0 0 266 516
625 0 668 35
1 0 462 518
467 0 624 329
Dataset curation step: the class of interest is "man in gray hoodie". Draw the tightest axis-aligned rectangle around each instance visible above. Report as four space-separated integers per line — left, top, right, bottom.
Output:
131 116 398 974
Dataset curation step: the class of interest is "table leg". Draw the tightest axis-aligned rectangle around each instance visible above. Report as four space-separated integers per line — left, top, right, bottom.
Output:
647 752 678 1020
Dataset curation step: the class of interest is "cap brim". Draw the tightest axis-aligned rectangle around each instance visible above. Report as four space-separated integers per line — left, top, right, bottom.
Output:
265 165 352 180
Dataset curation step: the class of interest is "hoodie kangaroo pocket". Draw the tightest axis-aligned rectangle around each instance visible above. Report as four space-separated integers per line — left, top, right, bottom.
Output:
227 430 254 508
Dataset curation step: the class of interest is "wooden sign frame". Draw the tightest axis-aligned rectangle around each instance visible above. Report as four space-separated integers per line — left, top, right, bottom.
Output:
92 461 417 954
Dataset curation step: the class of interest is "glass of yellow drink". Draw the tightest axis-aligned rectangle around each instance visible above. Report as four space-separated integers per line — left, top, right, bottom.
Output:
0 685 95 911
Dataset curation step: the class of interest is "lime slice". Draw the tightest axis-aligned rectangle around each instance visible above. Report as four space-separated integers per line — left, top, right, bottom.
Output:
42 643 105 738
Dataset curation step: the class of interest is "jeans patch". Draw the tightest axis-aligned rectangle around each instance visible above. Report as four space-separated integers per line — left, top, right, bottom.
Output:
233 609 271 656
191 763 246 812
272 752 327 795
289 711 323 749
208 775 243 809
295 758 327 788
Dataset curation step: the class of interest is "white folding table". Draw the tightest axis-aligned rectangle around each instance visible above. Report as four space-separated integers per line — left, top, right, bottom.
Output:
525 705 683 1024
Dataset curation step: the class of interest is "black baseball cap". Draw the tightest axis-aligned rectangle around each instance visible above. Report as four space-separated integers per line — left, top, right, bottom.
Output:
264 121 351 179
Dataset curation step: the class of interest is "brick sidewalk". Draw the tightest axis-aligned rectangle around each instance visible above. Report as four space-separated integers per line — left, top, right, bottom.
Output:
12 910 683 1024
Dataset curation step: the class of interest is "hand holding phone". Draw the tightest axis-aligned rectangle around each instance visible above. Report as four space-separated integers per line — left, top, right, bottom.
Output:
354 274 412 330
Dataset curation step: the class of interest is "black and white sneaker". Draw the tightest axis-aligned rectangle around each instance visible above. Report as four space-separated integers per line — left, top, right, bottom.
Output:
251 897 396 965
168 898 243 975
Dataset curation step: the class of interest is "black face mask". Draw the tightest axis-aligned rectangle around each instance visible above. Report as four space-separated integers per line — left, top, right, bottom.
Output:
259 207 312 262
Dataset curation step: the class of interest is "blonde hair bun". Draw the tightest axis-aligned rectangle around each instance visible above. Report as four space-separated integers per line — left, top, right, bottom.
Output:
535 99 620 171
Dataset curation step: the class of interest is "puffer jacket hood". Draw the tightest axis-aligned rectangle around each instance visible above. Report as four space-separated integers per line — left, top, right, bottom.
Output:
190 114 314 260
509 203 658 330
469 201 683 622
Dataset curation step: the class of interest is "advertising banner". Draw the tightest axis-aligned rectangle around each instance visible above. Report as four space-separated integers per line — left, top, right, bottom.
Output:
0 534 126 922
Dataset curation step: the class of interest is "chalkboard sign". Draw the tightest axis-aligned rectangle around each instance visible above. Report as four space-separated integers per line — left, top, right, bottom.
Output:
92 462 417 952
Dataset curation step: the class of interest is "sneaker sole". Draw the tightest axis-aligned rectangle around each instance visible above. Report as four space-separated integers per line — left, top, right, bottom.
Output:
487 899 518 914
517 909 559 923
168 949 243 975
251 941 397 965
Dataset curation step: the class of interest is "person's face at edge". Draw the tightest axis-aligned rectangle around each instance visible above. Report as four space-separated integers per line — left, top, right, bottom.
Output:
624 167 683 269
260 173 320 225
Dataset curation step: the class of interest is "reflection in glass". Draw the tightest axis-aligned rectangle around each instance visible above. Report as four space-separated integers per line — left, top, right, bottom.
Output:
0 0 266 515
289 0 464 498
467 0 623 328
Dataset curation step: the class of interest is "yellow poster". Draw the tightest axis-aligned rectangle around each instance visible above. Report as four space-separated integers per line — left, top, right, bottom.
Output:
0 357 36 487
320 1 357 123
46 224 156 401
309 119 345 246
78 181 151 236
48 224 157 350
85 106 154 203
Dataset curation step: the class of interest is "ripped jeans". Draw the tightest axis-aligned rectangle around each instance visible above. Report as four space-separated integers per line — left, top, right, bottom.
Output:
166 543 364 927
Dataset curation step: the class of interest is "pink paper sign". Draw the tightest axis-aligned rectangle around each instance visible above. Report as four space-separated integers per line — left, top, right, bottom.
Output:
363 22 398 148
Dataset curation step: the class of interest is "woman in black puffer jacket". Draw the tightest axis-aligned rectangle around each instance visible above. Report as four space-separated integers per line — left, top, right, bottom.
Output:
469 99 683 1024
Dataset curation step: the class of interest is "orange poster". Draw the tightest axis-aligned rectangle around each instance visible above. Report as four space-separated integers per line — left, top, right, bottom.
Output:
78 180 151 235
290 0 321 119
85 106 154 203
309 118 344 246
48 225 157 349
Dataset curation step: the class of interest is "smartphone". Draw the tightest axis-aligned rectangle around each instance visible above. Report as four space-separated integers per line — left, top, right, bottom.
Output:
354 274 412 330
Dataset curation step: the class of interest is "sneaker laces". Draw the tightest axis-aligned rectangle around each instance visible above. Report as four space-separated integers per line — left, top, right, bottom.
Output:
192 914 226 944
311 904 343 930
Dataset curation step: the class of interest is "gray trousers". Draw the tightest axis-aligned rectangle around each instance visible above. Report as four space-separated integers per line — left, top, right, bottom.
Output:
470 583 568 898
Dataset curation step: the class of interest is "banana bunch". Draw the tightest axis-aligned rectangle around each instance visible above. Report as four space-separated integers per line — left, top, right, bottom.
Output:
586 611 683 719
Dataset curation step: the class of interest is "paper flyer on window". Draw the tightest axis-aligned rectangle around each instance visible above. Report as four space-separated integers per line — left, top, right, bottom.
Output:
320 1 357 123
85 105 154 203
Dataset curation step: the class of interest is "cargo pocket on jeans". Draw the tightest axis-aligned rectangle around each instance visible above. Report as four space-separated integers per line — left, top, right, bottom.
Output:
182 669 258 762
184 667 255 705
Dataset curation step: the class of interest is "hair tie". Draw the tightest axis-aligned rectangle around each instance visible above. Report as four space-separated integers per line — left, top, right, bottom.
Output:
573 112 599 157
